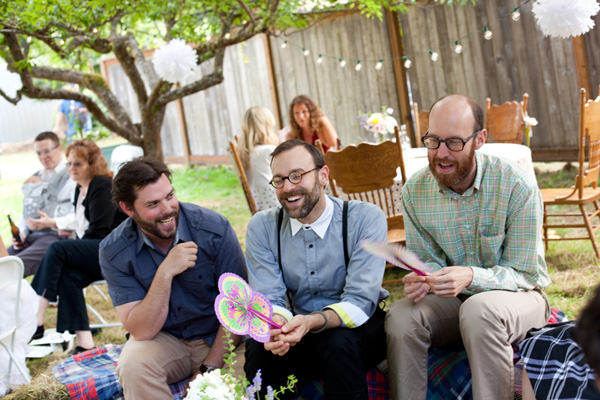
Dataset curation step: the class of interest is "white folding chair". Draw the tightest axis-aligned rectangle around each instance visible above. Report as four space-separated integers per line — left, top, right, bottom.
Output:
0 256 31 387
85 280 123 329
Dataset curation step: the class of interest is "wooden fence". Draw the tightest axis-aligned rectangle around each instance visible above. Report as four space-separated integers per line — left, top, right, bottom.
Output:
99 1 600 162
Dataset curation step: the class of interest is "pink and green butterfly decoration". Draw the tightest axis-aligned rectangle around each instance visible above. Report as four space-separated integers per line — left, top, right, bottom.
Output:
214 273 282 343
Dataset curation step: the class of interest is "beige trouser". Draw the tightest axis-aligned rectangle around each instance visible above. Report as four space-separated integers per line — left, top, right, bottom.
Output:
385 290 549 400
117 331 246 400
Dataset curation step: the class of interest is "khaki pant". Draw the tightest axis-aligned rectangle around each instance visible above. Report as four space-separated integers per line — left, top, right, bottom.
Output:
385 290 549 400
117 331 246 400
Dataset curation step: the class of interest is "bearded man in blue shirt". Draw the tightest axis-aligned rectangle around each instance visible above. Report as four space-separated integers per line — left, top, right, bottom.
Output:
244 140 388 400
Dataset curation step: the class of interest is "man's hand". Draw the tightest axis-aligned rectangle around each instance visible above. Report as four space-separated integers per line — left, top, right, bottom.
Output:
26 210 55 231
23 176 43 184
159 242 198 278
425 267 473 298
402 272 430 303
264 314 292 356
11 234 27 250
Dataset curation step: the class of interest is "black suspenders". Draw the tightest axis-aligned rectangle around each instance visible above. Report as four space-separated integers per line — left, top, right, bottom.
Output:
277 201 349 314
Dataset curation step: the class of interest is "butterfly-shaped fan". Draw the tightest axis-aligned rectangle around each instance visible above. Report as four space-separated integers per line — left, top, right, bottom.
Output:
360 241 438 276
214 273 281 343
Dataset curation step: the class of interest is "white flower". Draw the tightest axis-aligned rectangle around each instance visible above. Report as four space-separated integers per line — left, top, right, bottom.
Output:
184 370 236 400
523 116 538 127
533 0 600 39
152 38 198 84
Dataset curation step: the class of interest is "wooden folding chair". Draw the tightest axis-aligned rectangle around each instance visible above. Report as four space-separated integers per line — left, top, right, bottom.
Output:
413 102 429 144
321 126 406 284
229 139 258 215
541 88 600 258
485 93 529 144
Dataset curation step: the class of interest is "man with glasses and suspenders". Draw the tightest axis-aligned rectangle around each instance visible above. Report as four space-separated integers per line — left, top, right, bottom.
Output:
244 140 388 400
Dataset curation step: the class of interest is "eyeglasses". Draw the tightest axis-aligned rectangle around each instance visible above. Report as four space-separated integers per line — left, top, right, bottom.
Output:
35 144 59 156
67 162 85 168
421 130 481 152
270 167 319 189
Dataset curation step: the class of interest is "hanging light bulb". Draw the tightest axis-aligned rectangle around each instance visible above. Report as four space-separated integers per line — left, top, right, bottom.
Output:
483 26 493 40
429 50 439 62
121 27 127 36
454 41 463 54
303 48 310 56
339 58 346 68
403 56 412 69
225 32 231 39
92 27 98 34
26 36 32 43
375 59 383 70
317 54 323 64
206 34 212 42
355 60 362 71
511 8 521 21
152 36 158 44
281 40 287 48
59 38 65 45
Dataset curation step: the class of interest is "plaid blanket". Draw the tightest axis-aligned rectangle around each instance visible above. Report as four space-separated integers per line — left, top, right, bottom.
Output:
52 345 190 400
53 309 566 400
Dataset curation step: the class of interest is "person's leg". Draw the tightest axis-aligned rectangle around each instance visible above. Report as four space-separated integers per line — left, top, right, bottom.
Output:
317 307 387 400
51 239 103 348
117 331 193 400
459 290 549 400
8 233 59 277
245 338 304 400
385 295 463 400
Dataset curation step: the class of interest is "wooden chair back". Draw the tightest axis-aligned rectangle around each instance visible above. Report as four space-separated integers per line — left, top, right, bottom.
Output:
413 102 429 145
574 87 600 198
485 94 528 144
229 139 258 215
324 126 406 217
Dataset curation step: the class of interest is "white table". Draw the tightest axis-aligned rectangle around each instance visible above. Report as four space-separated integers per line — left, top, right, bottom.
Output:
401 143 536 181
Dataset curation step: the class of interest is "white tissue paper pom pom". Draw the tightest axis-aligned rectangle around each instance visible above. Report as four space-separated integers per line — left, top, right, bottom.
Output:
152 38 198 84
533 0 600 39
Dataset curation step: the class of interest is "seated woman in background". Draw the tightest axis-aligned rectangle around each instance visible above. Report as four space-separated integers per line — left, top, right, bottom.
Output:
286 94 340 152
519 285 600 399
238 106 280 210
31 139 125 354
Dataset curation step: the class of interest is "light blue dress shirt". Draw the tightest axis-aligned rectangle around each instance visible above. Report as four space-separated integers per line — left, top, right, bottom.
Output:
245 196 388 328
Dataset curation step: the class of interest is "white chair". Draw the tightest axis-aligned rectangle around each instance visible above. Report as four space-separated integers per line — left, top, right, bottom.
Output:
0 257 31 387
85 280 123 329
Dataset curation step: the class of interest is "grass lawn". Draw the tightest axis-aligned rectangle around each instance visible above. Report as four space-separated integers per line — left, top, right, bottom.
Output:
1 149 598 399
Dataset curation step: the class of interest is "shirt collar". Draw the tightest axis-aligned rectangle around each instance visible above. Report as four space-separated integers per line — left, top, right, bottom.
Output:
290 196 333 238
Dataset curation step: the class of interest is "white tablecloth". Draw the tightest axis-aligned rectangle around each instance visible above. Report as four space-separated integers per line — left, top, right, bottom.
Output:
401 143 536 181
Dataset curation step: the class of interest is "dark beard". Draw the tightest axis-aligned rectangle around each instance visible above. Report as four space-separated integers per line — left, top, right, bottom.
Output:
430 143 476 189
279 179 321 220
134 209 180 240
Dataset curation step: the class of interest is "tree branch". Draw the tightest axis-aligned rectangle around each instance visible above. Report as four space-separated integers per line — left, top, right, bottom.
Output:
236 0 256 25
0 88 22 104
111 30 149 108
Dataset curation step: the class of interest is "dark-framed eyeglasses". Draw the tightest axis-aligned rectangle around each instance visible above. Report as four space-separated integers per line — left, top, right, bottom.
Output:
270 167 319 189
35 144 59 156
421 130 481 152
67 161 84 169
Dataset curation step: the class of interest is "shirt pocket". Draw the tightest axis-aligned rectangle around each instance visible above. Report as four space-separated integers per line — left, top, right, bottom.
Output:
178 265 217 306
479 232 504 267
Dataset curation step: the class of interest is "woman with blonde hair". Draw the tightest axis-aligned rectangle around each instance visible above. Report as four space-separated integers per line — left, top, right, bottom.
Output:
285 94 339 152
31 139 125 354
238 106 280 210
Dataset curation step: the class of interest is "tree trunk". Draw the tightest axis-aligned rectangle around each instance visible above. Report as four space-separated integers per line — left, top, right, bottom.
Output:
141 106 167 160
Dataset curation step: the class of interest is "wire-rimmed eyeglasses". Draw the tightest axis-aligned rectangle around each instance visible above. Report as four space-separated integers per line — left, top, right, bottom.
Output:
270 167 319 188
421 130 481 152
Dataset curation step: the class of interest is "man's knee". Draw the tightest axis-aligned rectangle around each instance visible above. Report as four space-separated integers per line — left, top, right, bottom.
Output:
385 299 418 337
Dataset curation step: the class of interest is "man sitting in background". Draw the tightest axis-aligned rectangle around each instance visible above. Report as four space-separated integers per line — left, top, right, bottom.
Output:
8 131 75 277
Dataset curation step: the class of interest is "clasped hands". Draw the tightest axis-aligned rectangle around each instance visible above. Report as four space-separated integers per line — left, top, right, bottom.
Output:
264 313 322 356
403 266 474 303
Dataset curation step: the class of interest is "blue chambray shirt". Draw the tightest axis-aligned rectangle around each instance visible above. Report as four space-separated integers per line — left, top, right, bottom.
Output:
245 196 388 328
99 202 247 345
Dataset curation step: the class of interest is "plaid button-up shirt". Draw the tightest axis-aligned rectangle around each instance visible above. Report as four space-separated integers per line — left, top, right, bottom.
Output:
402 151 551 294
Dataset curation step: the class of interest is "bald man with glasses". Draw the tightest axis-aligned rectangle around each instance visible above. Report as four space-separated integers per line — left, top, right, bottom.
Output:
8 131 75 276
244 139 388 400
385 95 551 400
